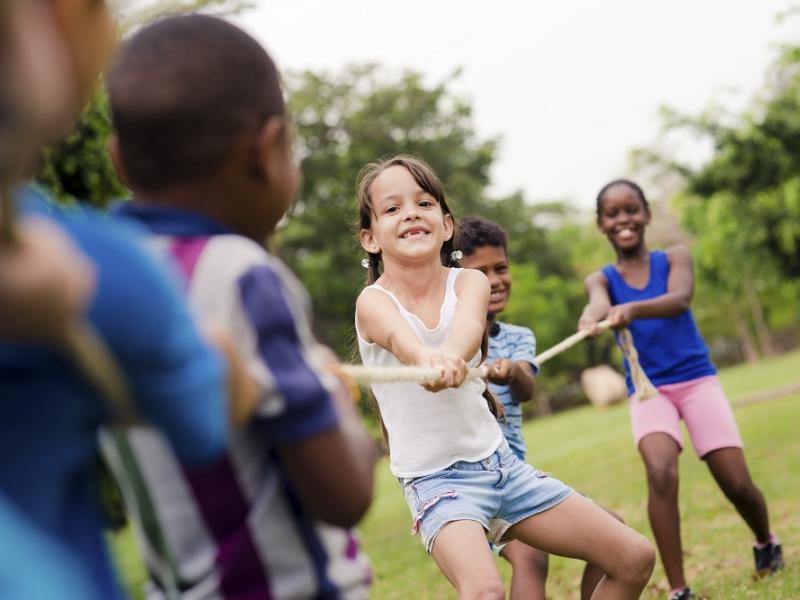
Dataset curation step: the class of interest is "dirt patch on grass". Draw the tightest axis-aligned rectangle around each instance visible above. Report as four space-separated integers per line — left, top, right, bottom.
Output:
732 382 800 407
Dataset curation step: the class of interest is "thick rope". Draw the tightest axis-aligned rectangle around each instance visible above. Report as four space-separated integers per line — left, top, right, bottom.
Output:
341 365 488 384
341 318 659 401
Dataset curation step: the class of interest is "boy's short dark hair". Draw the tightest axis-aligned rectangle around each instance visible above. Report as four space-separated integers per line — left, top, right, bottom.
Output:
108 14 284 191
456 216 508 257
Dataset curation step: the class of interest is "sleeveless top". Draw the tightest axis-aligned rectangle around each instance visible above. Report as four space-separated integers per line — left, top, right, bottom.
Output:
356 268 504 478
602 250 716 395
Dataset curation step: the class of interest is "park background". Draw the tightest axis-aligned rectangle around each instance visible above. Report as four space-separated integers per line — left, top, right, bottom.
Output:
41 0 800 597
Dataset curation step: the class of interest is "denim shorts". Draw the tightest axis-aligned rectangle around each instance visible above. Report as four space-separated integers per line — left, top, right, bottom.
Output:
399 441 573 553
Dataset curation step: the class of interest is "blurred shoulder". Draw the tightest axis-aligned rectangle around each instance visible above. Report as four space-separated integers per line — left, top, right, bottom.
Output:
664 244 693 267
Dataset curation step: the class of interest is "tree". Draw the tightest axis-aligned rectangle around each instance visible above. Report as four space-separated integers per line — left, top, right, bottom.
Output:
276 66 498 350
36 87 125 208
115 0 252 30
35 0 252 206
630 40 800 360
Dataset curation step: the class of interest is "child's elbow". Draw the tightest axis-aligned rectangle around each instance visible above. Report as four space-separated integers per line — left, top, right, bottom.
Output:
674 295 692 313
315 482 374 527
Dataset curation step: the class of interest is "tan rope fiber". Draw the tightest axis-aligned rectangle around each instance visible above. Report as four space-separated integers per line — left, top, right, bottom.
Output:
342 318 658 401
617 328 658 401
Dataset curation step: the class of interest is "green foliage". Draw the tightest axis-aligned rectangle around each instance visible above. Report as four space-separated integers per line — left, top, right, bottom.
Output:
655 43 800 279
36 86 125 207
116 0 253 31
633 41 800 360
277 66 498 350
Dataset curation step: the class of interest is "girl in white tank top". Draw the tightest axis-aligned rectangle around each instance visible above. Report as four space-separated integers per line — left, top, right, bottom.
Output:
357 266 504 477
353 156 655 599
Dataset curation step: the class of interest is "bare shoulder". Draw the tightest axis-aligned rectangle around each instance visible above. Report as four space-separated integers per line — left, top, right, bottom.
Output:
584 269 608 289
456 267 490 294
355 287 398 342
355 286 395 316
665 244 693 266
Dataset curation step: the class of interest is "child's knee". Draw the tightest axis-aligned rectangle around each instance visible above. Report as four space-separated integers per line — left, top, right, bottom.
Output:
622 535 656 585
506 545 548 577
462 575 505 600
603 531 655 586
646 463 678 496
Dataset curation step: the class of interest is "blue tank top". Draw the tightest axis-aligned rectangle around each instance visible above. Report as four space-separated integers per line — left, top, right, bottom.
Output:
602 250 715 394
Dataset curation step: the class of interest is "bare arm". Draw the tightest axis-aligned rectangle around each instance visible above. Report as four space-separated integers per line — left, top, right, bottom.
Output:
356 269 490 390
444 268 491 360
0 219 95 341
239 270 376 528
487 359 535 402
356 287 426 364
606 245 694 329
277 364 376 527
578 270 611 335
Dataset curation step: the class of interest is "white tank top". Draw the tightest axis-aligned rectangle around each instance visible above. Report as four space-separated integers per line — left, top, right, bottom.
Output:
356 268 504 478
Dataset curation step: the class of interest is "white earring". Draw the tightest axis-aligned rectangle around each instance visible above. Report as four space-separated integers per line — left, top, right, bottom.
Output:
450 250 463 261
361 258 370 268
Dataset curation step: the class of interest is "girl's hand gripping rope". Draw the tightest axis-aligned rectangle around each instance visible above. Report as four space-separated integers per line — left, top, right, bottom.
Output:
415 347 468 392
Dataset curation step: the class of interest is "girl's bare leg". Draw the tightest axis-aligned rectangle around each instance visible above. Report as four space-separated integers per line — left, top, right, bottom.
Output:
580 506 626 600
500 540 548 600
430 520 505 600
638 433 686 590
507 494 655 600
704 447 770 541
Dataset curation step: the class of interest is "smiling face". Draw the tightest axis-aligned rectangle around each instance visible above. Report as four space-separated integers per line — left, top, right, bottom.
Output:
597 183 651 253
360 165 453 265
460 244 511 315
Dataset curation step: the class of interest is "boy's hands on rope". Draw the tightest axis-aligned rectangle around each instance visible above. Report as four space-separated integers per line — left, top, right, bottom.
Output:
488 358 536 403
0 218 95 341
200 323 260 428
278 345 376 527
318 346 361 406
416 347 468 392
487 358 517 385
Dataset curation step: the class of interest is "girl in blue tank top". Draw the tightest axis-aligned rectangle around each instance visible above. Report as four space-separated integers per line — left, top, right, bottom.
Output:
579 179 783 600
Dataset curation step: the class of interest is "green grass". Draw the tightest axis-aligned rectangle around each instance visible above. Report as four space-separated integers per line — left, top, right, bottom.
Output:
113 350 800 598
359 350 800 599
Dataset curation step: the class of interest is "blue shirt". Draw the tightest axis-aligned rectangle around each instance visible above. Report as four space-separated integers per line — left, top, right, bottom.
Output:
487 321 539 460
602 250 716 395
0 186 228 599
0 494 97 599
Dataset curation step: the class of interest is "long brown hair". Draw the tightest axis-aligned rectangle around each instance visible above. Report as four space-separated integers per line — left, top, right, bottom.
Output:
356 155 460 284
354 155 503 421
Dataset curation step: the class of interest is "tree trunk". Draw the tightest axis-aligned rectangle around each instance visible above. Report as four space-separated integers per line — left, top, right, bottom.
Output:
733 304 759 363
743 278 776 357
534 393 552 417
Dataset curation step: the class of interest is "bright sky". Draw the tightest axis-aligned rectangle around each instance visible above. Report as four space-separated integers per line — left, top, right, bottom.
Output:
232 1 798 208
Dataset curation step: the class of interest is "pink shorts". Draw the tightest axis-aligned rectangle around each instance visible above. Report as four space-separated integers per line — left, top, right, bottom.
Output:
629 375 743 458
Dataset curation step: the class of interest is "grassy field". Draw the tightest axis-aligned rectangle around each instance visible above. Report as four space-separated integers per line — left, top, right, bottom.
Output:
113 350 800 598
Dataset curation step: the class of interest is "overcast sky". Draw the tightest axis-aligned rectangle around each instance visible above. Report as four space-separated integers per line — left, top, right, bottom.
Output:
232 1 799 208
